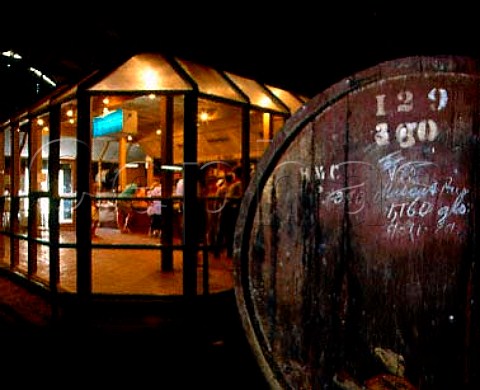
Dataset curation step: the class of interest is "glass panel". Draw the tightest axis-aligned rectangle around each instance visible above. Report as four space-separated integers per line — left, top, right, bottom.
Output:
249 111 287 161
22 114 49 287
197 98 242 163
0 126 7 264
266 85 307 113
225 72 289 113
272 113 286 138
91 93 170 248
88 53 193 92
31 113 49 232
9 125 20 236
172 95 184 165
250 110 273 160
171 95 184 245
197 97 244 262
19 131 29 231
60 101 78 234
176 59 247 103
91 94 163 194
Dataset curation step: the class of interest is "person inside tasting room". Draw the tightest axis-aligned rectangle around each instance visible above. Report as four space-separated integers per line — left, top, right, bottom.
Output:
91 199 100 239
223 165 244 258
214 172 234 257
147 181 162 237
116 183 138 233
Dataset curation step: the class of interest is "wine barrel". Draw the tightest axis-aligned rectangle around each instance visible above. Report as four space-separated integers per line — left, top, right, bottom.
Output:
234 56 480 390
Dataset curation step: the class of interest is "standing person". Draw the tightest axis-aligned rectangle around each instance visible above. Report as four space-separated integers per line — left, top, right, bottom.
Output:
2 187 10 228
116 183 138 233
223 165 244 258
91 200 100 239
147 181 162 237
91 180 100 239
173 177 184 240
215 173 234 257
175 177 184 196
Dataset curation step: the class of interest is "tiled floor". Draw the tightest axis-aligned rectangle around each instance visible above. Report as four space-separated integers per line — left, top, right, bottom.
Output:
1 227 235 296
0 228 270 389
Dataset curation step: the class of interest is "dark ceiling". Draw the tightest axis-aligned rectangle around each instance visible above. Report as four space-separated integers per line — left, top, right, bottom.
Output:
1 4 478 120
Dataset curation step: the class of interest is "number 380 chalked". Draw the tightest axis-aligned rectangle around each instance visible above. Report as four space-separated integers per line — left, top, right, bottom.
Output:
234 56 480 390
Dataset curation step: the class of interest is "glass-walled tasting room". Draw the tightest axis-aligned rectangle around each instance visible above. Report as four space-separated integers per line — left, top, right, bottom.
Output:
0 53 307 299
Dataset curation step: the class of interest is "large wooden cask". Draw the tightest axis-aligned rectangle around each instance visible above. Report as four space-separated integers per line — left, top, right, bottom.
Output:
234 56 480 389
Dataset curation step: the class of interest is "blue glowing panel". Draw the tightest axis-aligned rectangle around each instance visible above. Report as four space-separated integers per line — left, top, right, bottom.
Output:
93 109 123 137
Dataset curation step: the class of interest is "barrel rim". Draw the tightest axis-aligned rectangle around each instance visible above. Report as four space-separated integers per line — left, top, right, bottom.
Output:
232 54 478 388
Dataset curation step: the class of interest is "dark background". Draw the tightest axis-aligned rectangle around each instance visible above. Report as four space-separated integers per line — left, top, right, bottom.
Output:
0 3 479 387
1 3 478 119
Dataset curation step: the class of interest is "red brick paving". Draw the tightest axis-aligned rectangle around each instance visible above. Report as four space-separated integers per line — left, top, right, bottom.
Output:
2 227 234 295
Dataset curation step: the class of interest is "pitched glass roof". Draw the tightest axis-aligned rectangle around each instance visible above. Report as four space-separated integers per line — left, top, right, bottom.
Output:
85 53 305 113
175 58 247 103
225 72 289 113
266 85 308 113
88 53 193 92
3 52 309 131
